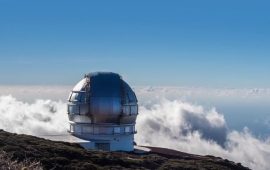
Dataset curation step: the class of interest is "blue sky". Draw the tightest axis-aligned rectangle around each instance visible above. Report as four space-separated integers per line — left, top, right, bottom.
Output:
0 0 270 87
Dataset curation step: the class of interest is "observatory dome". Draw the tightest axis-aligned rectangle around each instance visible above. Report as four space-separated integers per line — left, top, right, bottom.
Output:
67 72 138 151
67 72 138 124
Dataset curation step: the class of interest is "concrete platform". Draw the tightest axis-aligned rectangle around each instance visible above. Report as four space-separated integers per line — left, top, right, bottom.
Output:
38 133 90 144
134 145 151 154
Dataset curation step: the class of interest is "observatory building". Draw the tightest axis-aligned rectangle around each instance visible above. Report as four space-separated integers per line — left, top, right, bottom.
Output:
67 72 138 151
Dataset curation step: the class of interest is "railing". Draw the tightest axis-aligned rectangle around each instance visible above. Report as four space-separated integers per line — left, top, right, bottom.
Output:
69 123 136 136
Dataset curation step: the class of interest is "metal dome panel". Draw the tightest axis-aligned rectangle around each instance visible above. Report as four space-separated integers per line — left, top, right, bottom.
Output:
67 72 138 125
72 78 87 92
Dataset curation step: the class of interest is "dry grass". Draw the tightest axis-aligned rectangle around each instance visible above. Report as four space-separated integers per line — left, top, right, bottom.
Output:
0 151 43 170
0 130 250 170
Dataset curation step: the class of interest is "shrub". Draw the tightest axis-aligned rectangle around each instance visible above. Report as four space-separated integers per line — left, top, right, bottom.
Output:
0 151 43 170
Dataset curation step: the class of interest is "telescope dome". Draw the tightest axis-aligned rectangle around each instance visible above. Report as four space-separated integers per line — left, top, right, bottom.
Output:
67 72 138 124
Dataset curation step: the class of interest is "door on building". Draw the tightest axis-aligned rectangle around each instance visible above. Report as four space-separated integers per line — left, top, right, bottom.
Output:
95 143 110 151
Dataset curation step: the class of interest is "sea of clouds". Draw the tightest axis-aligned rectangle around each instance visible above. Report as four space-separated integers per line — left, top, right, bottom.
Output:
0 86 270 170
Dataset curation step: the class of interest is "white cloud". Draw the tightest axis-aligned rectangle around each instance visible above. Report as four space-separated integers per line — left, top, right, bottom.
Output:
135 98 270 170
1 86 270 169
0 95 68 135
0 86 71 102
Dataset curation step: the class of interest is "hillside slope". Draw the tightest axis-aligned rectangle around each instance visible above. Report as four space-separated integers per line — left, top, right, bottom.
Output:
0 130 249 170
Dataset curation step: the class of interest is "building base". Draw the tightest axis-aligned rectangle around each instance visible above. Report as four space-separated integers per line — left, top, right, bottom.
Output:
38 132 134 151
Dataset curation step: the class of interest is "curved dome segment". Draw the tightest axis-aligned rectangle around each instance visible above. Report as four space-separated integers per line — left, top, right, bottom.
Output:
67 72 138 124
90 72 121 97
89 73 122 123
72 78 88 92
122 81 137 104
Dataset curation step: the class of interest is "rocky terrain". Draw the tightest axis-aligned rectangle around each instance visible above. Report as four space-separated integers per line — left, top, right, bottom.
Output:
0 130 249 170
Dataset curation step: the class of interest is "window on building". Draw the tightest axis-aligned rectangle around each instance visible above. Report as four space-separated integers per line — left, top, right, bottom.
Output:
130 105 138 115
74 125 82 133
70 92 80 101
95 143 110 151
93 127 99 134
123 105 138 115
82 126 93 134
80 92 86 102
125 126 130 133
70 124 75 132
123 105 130 114
69 92 87 103
114 127 120 134
68 104 80 114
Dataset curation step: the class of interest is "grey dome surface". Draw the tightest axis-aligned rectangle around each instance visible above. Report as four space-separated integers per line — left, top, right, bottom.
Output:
67 72 138 124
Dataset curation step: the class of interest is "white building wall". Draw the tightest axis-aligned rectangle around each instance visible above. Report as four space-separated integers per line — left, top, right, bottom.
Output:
69 122 135 151
77 135 134 151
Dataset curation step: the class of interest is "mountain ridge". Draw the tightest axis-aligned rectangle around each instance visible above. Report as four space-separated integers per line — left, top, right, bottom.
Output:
0 130 250 170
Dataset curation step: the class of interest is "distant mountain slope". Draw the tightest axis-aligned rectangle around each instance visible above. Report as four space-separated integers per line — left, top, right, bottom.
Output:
0 130 249 170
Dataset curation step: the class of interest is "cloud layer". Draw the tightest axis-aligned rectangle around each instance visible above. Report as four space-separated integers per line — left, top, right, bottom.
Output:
0 86 270 170
135 99 270 170
0 95 68 135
